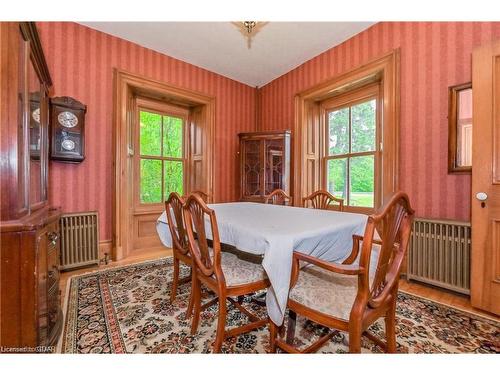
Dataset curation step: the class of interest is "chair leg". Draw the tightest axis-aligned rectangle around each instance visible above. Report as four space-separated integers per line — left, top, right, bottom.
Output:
170 256 180 303
185 268 195 319
348 322 362 353
286 310 297 345
190 277 202 335
213 297 227 353
278 323 286 338
269 321 278 353
385 298 397 353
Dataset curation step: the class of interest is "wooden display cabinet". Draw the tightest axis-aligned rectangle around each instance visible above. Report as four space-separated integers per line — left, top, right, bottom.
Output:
0 22 62 351
239 130 291 202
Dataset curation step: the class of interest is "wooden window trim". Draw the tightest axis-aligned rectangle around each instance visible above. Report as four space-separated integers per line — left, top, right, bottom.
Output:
113 69 215 261
448 82 472 174
321 84 381 211
293 50 400 213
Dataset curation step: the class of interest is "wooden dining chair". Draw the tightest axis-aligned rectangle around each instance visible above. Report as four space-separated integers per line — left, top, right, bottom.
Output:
302 190 344 211
182 193 270 353
270 191 415 353
164 192 195 317
265 189 292 206
190 190 209 202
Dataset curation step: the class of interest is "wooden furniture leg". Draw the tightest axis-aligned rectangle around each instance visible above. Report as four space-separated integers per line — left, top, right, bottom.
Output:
286 310 297 345
385 297 397 353
213 297 227 353
170 256 180 303
190 277 202 335
269 321 277 353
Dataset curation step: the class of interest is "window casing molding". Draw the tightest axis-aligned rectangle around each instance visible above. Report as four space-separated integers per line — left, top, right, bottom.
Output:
293 50 400 213
113 69 215 260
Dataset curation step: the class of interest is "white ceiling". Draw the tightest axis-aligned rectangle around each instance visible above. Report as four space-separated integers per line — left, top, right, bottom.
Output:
80 22 375 87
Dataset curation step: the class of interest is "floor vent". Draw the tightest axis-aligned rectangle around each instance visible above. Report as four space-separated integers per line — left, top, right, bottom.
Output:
407 218 471 295
60 211 100 271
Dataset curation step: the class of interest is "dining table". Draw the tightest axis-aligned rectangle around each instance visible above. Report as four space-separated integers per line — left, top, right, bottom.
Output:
156 202 367 325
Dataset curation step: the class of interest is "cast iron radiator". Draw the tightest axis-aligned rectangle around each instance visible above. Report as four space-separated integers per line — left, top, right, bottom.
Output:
59 211 100 271
407 217 471 295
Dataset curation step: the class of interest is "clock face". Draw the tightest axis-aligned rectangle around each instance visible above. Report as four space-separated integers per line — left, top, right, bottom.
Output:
61 139 76 151
32 108 40 123
58 111 78 128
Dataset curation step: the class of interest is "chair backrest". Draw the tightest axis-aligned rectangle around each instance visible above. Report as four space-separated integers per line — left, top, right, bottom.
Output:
191 190 209 202
182 193 224 279
265 189 292 206
356 191 415 310
165 192 189 255
302 190 344 211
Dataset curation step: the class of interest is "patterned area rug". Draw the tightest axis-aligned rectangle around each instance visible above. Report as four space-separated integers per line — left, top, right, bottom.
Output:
61 257 500 354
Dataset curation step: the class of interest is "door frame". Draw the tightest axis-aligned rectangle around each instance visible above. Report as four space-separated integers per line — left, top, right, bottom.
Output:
112 69 215 260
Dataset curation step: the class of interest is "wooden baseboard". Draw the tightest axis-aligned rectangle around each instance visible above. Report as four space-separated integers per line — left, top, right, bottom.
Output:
99 240 113 262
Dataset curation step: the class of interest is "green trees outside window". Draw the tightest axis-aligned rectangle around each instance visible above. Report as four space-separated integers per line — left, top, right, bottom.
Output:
327 99 376 208
139 110 184 203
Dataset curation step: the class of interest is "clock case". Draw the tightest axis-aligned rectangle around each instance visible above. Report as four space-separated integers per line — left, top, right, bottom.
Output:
49 96 86 162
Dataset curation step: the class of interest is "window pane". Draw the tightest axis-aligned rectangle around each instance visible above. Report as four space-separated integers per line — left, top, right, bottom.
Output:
457 122 472 166
351 99 376 153
163 116 183 158
349 155 374 207
327 158 347 201
164 160 183 198
140 111 161 156
140 159 162 203
457 88 472 167
328 108 349 155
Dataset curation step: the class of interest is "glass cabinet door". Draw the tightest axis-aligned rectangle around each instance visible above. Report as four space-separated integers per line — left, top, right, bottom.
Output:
242 139 262 196
27 55 47 208
264 138 284 195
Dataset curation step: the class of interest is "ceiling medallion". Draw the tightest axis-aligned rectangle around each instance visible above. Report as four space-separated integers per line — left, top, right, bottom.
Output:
232 21 268 49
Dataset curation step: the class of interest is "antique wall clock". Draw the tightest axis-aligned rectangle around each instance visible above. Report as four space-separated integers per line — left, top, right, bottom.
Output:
50 96 86 162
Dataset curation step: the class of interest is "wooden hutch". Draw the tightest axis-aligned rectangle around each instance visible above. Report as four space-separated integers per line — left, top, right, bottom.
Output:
239 130 291 202
0 23 62 350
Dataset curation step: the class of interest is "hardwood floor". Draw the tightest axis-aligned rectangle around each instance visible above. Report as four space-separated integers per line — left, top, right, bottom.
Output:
59 247 499 322
399 279 498 321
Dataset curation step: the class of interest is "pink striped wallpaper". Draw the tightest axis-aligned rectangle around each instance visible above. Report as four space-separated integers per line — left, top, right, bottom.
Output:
38 22 500 241
37 22 257 241
259 22 500 221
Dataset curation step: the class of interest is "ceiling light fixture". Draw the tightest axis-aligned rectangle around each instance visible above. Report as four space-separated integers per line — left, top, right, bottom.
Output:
232 21 268 49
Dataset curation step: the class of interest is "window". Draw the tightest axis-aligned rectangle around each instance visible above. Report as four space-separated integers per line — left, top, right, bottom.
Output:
448 83 472 173
324 89 379 209
139 109 184 204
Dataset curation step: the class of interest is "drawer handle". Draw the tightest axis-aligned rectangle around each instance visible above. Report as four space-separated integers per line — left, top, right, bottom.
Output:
48 232 59 245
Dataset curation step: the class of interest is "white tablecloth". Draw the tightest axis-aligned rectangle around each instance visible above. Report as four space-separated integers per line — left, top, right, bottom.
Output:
156 202 367 325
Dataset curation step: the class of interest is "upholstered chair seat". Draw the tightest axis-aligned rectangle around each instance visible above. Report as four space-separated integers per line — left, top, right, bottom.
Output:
289 247 379 320
219 252 268 287
205 248 267 286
